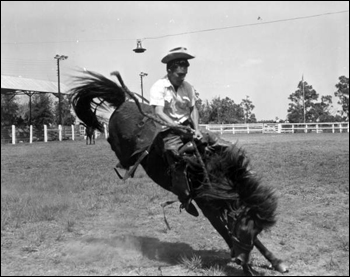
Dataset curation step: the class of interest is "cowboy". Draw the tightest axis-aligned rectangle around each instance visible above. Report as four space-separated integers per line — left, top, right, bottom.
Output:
150 47 202 217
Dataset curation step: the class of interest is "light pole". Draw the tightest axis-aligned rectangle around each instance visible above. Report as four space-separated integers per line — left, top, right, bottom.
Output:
139 72 148 104
54 54 68 125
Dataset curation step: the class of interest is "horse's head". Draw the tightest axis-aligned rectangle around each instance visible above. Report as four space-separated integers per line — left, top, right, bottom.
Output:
226 206 263 265
195 142 278 266
228 185 277 266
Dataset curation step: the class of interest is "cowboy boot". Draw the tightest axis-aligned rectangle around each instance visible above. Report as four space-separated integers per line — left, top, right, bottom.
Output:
171 162 199 217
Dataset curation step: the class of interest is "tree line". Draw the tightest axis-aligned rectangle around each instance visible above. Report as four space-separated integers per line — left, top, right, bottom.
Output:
196 75 348 124
1 94 75 130
1 75 348 127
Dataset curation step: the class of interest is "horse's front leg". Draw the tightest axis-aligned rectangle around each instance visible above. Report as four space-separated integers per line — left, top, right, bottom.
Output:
195 201 233 249
254 237 288 273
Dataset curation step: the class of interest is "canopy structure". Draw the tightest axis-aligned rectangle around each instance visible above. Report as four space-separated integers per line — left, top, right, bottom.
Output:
1 75 70 125
1 75 69 96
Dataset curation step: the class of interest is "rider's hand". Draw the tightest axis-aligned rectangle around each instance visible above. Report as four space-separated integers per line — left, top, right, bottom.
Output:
169 122 179 128
194 129 203 140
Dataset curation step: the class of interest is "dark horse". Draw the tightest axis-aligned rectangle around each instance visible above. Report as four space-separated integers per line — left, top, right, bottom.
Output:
71 70 288 275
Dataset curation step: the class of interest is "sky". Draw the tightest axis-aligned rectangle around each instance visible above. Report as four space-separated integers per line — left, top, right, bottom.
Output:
1 1 349 121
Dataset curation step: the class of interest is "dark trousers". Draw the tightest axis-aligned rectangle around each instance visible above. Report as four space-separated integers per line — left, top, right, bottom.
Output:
157 121 194 202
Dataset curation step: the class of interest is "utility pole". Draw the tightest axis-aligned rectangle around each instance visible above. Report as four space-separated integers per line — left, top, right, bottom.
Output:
244 95 249 124
302 75 306 123
139 72 148 104
54 54 68 125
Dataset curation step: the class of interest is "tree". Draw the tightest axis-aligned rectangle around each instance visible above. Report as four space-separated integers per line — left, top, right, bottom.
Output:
334 76 349 120
196 99 211 124
54 95 76 125
310 95 334 122
30 94 54 129
1 93 20 126
240 96 257 123
206 97 244 124
287 79 319 123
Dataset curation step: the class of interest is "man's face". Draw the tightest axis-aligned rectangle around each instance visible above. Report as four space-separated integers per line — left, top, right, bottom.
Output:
168 66 188 87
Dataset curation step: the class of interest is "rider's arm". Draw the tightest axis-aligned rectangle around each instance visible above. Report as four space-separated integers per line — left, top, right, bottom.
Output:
190 105 200 130
189 86 203 139
190 105 203 139
154 105 177 127
150 80 177 127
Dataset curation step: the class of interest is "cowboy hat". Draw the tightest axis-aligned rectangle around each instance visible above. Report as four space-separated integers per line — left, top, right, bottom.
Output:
161 47 195 64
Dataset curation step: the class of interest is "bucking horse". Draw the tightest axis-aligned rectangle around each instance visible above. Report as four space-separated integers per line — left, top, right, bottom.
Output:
70 70 288 275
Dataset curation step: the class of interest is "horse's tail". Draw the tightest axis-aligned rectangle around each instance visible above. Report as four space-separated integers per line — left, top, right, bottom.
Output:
70 70 126 132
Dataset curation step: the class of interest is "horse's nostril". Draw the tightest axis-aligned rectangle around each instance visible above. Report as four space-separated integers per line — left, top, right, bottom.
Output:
235 252 249 265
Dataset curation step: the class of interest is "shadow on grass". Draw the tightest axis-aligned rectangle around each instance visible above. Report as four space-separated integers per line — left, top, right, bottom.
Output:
77 234 270 276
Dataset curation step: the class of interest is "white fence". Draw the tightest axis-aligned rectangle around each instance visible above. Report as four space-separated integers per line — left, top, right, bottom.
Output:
3 122 348 144
4 124 108 145
200 122 349 134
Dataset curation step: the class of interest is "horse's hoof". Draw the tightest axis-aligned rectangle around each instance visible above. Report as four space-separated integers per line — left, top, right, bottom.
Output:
242 264 255 276
275 262 289 273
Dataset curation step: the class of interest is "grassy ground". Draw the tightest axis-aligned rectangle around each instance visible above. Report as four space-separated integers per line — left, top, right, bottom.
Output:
1 133 349 276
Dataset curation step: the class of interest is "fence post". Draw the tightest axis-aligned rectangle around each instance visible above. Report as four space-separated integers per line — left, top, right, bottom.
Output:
305 124 307 133
58 125 62 141
332 123 335 133
316 124 319 134
29 125 33 143
277 124 282 133
104 123 108 138
247 124 250 134
71 125 75 141
44 124 48 142
232 124 235 134
339 123 342 133
12 125 16 144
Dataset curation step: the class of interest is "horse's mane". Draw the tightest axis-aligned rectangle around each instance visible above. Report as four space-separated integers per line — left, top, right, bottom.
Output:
196 144 278 228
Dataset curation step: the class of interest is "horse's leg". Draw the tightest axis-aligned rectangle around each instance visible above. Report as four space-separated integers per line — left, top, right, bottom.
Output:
254 237 288 273
196 201 233 249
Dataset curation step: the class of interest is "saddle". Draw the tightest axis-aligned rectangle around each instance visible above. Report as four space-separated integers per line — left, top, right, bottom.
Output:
114 130 227 181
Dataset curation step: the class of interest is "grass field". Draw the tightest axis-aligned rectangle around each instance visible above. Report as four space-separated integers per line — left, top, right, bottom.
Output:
1 133 349 276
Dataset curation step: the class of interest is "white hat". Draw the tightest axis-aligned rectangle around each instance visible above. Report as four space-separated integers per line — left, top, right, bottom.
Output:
161 47 195 64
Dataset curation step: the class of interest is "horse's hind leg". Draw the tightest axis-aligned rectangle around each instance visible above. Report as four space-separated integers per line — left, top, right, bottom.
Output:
254 237 288 273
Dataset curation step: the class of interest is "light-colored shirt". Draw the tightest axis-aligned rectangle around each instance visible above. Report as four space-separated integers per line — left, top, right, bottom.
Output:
150 76 196 124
